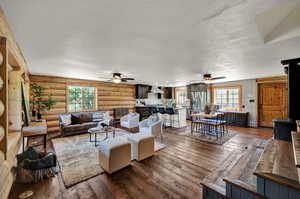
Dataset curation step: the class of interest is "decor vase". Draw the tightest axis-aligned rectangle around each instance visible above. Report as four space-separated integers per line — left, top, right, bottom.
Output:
37 112 42 120
32 110 36 117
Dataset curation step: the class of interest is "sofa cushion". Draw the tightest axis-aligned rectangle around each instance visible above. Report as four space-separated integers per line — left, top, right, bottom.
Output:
63 124 86 132
93 112 102 120
60 114 72 125
92 111 109 121
71 113 81 124
82 122 98 129
127 132 154 143
80 113 93 123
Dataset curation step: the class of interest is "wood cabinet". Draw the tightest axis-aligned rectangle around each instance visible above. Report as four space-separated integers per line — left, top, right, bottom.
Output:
136 84 151 99
163 87 173 99
223 112 249 127
135 106 152 121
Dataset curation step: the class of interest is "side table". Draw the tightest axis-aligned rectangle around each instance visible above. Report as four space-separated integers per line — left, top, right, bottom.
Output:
22 120 48 151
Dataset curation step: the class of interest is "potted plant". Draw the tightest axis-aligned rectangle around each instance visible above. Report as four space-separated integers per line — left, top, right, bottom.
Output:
30 84 58 120
30 84 44 117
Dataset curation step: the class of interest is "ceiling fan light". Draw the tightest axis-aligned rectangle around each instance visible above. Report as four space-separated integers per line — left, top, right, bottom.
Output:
112 78 121 83
204 79 211 84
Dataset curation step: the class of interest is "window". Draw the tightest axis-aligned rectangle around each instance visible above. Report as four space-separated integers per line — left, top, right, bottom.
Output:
213 86 242 111
175 87 188 105
68 86 96 112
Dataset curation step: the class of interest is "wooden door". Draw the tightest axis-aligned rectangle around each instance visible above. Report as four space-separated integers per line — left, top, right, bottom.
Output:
258 83 288 127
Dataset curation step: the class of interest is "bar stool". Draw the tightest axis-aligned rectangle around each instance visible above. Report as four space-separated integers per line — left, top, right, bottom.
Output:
151 107 159 117
158 107 167 128
165 107 179 128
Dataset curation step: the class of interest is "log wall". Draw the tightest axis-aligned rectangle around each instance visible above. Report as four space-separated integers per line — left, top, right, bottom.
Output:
29 75 136 134
0 7 29 199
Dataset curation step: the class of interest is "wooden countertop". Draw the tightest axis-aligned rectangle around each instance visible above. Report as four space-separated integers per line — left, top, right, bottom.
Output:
254 139 300 191
292 131 300 168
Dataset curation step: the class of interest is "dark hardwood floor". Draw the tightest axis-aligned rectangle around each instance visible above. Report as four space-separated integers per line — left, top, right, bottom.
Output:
9 126 272 199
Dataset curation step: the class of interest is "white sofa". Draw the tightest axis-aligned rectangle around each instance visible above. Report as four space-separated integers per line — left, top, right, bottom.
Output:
139 116 163 141
120 112 140 130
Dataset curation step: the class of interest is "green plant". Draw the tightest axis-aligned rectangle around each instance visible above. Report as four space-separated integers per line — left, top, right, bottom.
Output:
30 83 58 115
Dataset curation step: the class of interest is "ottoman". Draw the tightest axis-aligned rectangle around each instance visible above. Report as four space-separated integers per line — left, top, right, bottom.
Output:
98 137 131 174
127 133 155 161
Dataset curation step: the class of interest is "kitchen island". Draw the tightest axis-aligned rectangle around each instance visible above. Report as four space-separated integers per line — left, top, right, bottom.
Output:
135 105 187 128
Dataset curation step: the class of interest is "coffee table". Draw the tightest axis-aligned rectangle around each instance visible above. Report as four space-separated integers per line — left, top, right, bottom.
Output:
88 126 116 146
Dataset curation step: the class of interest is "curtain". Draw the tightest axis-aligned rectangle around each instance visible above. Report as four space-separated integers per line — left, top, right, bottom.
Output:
187 83 210 111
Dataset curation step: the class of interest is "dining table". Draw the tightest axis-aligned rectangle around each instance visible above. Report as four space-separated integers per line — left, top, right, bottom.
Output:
191 112 218 119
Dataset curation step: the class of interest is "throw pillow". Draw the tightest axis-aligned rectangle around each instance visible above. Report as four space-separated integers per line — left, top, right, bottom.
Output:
71 113 81 124
61 115 72 125
79 113 93 123
93 112 108 122
93 112 103 120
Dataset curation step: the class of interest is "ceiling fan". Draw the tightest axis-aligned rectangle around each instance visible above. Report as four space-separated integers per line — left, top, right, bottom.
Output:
203 73 226 82
102 73 135 83
190 73 226 84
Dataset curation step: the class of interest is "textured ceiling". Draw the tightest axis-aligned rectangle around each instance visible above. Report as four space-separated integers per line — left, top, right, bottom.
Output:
1 0 300 86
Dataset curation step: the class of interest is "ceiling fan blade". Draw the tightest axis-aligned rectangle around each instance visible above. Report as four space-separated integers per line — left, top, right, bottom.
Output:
121 79 128 82
189 80 204 84
98 76 111 80
211 76 226 80
122 78 135 81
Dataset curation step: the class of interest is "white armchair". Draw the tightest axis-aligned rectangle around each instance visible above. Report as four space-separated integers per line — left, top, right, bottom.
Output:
139 116 163 141
120 112 140 130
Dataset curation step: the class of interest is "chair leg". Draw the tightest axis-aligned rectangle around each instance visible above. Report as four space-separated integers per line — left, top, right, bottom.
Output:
226 123 229 134
23 136 25 152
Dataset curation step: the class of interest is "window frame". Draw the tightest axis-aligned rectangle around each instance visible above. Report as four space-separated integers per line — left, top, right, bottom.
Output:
66 85 97 112
175 87 188 105
212 85 243 111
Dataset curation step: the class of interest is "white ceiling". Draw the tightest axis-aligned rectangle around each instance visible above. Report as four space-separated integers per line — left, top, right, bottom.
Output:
2 0 300 86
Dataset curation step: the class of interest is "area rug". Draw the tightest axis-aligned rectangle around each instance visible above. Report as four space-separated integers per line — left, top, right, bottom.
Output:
178 129 237 145
52 129 166 187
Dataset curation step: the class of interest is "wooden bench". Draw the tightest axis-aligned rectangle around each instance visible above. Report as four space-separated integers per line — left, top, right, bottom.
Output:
254 139 300 199
202 137 300 199
292 131 300 168
224 178 266 199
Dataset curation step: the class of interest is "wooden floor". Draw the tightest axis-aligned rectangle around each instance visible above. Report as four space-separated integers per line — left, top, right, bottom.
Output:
9 126 272 199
